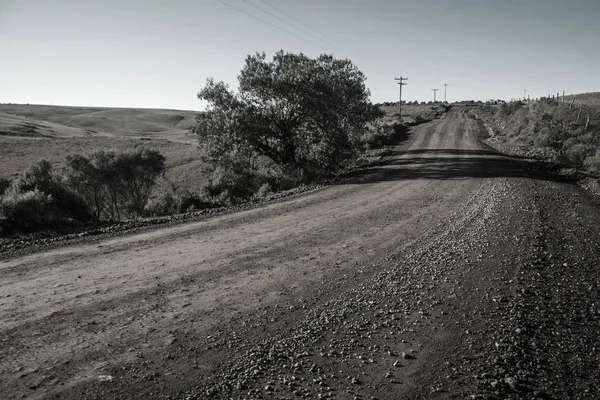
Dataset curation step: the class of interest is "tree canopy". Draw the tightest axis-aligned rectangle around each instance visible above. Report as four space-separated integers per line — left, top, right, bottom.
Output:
194 50 381 181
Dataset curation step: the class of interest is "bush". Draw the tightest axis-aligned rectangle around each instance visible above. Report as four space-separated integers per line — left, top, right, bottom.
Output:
144 189 221 217
563 142 595 166
253 182 273 200
361 122 408 149
64 149 166 220
199 164 258 205
144 192 179 216
0 189 53 229
584 150 600 175
8 160 92 224
0 178 10 196
413 113 430 125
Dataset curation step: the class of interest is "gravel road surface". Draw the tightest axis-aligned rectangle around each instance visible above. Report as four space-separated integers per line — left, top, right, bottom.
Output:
1 108 599 399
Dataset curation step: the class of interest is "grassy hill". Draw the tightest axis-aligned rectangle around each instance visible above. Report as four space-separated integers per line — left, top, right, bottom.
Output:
0 104 198 142
473 93 600 177
0 104 203 194
563 92 600 107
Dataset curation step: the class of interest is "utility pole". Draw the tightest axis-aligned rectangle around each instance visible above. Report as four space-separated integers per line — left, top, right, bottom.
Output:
444 83 448 103
524 89 527 101
432 89 439 103
394 76 408 118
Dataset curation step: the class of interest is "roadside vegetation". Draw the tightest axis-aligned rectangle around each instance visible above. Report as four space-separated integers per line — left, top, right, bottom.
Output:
0 149 165 234
473 97 600 176
189 51 384 205
1 50 450 235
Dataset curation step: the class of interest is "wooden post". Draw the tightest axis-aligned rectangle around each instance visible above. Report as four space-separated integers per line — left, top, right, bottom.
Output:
585 116 590 130
570 98 575 109
562 91 565 103
577 108 582 120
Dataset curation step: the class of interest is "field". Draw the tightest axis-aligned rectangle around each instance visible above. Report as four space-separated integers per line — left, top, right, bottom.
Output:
0 104 203 194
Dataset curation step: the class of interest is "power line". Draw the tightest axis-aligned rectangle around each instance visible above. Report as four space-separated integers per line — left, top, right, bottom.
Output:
257 0 392 74
240 0 327 48
247 0 395 79
214 0 331 53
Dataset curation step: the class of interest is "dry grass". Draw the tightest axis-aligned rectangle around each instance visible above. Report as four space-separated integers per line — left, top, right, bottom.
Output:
563 92 600 107
0 104 204 195
0 104 198 142
378 104 441 124
475 97 600 175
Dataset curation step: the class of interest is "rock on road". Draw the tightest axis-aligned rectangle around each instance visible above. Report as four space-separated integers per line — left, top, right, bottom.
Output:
1 108 599 399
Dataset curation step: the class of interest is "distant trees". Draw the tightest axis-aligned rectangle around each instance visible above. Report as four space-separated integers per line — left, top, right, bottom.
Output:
193 50 382 201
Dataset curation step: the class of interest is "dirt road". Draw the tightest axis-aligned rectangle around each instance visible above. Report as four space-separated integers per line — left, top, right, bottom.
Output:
1 109 599 399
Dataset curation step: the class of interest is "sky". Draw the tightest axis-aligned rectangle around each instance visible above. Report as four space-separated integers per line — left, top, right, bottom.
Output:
1 0 599 111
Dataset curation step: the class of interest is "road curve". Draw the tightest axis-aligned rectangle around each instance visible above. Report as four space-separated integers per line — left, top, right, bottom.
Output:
1 108 599 399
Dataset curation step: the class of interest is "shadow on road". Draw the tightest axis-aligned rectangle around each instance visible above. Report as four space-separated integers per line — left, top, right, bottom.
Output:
342 149 566 184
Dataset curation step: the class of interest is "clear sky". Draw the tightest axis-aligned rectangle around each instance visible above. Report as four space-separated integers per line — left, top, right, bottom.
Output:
1 0 598 110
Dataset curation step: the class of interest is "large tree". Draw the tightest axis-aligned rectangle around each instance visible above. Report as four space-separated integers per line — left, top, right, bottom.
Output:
194 50 381 180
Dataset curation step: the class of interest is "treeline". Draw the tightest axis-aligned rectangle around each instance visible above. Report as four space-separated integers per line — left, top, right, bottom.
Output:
475 99 600 175
0 149 165 233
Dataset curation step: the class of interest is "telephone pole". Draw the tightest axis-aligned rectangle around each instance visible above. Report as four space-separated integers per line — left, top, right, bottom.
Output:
394 76 408 118
444 83 448 103
432 88 439 103
524 89 527 101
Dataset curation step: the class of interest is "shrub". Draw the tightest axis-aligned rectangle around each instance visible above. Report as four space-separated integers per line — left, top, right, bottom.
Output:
0 178 10 196
199 165 258 205
563 142 595 166
9 160 92 224
413 113 430 125
144 192 179 216
64 149 166 220
253 182 273 200
361 122 408 149
0 189 53 229
584 150 600 176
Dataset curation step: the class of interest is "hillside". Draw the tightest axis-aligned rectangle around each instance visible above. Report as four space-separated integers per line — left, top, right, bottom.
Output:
0 104 198 142
563 91 600 106
472 94 600 177
0 104 203 193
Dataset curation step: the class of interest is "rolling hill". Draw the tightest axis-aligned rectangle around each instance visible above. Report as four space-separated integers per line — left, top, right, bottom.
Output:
0 104 198 142
0 104 203 193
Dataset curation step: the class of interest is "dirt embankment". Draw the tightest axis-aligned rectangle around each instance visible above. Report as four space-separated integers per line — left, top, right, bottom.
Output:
1 108 599 399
